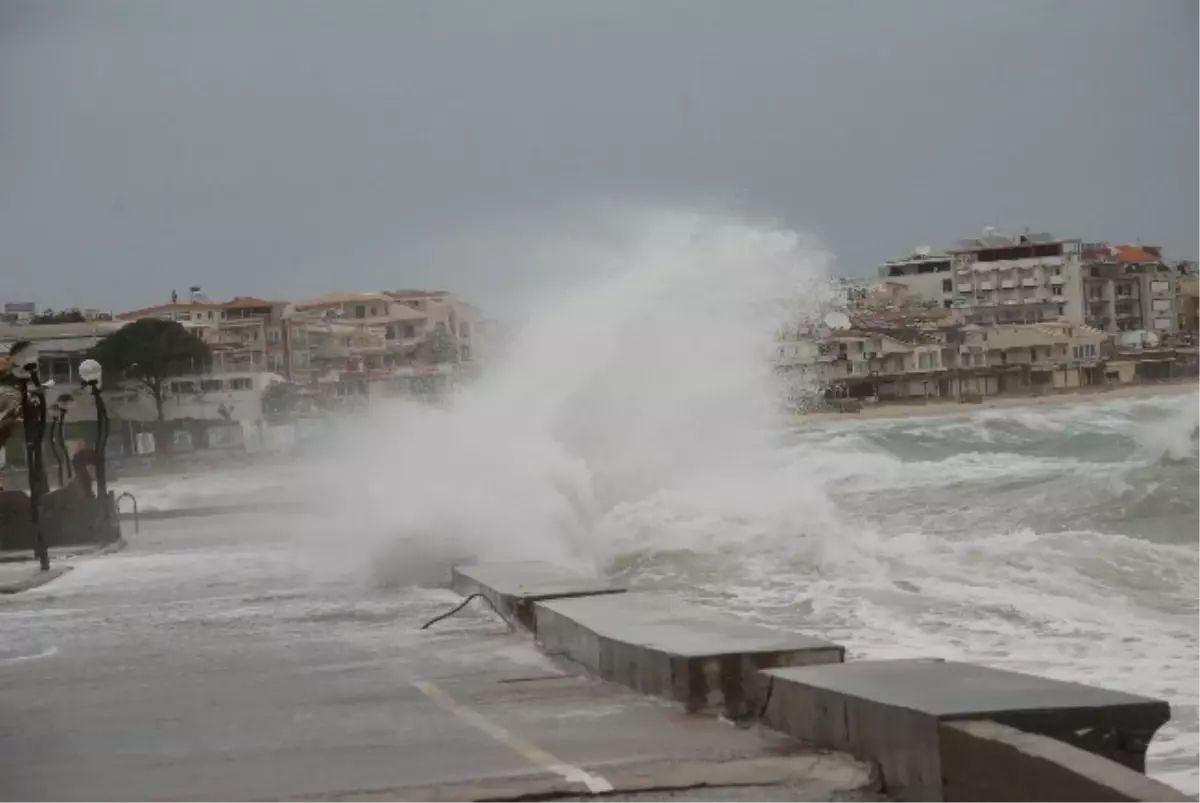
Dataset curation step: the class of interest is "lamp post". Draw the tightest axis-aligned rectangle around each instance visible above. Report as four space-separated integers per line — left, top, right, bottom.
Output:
9 340 51 571
78 359 110 526
53 393 74 486
48 400 65 488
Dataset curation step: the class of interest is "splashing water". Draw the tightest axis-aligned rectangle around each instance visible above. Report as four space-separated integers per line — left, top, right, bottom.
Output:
297 207 837 583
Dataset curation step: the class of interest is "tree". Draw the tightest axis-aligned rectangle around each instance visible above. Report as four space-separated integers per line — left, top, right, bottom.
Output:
88 318 211 422
31 308 87 324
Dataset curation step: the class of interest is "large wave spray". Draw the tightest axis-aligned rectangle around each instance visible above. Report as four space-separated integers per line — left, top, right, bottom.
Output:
298 207 836 583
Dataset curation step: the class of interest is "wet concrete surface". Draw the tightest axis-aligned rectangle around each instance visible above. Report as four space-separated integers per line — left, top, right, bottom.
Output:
0 511 874 801
555 785 887 802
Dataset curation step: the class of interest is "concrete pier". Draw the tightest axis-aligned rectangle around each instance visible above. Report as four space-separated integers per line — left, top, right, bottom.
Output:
535 590 844 718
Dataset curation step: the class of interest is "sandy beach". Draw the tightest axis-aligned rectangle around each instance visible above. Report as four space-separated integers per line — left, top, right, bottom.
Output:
800 379 1198 423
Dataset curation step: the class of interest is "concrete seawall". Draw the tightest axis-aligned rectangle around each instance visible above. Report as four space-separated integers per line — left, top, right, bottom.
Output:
448 561 1188 802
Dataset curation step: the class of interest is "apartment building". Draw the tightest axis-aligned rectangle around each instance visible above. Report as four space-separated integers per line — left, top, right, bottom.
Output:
118 292 290 374
1080 243 1184 335
284 289 478 383
947 230 1082 326
876 247 956 308
780 317 1107 401
1178 277 1199 334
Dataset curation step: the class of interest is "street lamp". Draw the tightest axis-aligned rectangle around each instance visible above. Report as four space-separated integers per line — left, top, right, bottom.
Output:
9 340 51 571
54 393 74 486
78 359 111 527
48 394 70 488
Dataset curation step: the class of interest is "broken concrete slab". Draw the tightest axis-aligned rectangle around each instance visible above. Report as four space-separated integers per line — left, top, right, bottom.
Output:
450 561 625 631
761 659 1173 801
535 590 843 719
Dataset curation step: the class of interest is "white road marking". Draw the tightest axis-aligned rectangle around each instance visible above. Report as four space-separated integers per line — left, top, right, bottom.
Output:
0 646 60 666
412 679 614 794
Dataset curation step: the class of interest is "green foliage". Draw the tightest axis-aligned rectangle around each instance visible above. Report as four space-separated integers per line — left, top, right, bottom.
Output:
88 318 212 420
31 308 87 324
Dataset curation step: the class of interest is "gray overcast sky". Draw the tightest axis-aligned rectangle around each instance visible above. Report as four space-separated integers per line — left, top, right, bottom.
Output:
1 0 1196 313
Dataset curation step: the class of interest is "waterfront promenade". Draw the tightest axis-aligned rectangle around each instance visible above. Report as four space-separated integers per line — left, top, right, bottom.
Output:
0 510 874 801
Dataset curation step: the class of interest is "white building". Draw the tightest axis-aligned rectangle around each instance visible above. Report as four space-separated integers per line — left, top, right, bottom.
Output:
947 230 1083 326
876 247 955 308
112 371 284 426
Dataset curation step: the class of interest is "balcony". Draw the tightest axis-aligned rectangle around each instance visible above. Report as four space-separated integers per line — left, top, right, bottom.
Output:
1049 275 1066 285
1020 277 1040 288
958 283 974 292
1000 280 1016 289
978 281 994 291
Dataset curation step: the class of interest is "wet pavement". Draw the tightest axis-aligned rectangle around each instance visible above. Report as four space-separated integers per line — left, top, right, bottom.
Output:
0 511 874 801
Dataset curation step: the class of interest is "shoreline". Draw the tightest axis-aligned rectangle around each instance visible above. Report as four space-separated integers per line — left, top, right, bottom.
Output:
799 379 1198 423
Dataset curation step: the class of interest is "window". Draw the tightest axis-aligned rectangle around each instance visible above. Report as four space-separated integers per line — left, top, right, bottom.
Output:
170 381 195 394
942 279 952 292
1151 281 1169 294
402 324 416 339
1051 285 1063 296
355 305 366 319
200 379 224 392
229 377 252 390
1152 299 1171 312
1154 317 1172 330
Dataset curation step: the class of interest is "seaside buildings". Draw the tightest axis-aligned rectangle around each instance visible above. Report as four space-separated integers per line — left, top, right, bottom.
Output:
0 286 487 460
796 227 1199 405
881 228 1198 336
